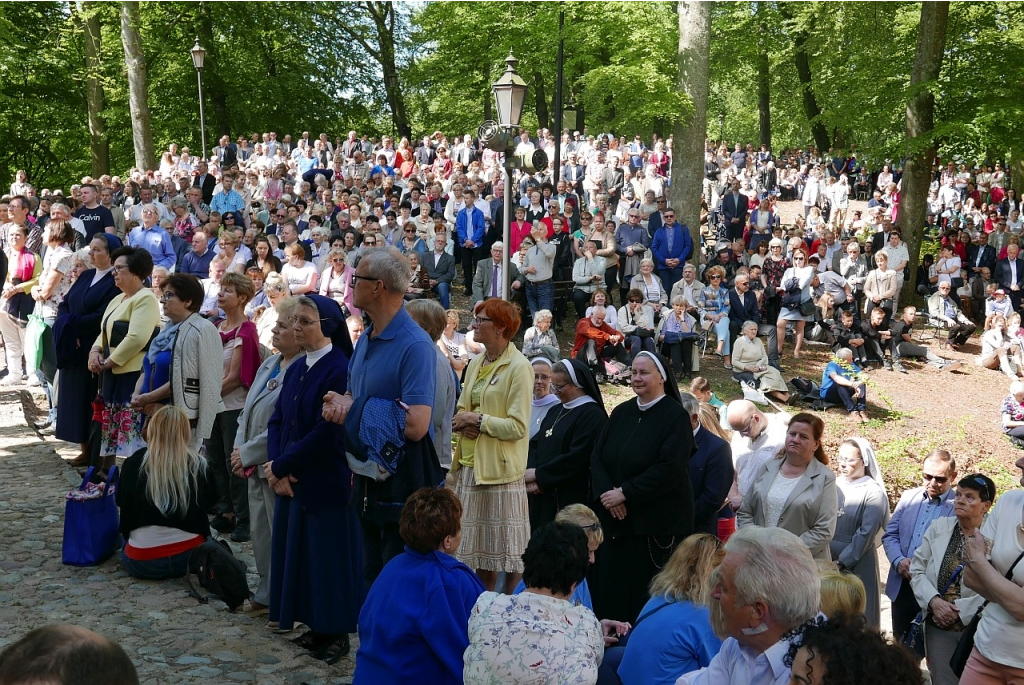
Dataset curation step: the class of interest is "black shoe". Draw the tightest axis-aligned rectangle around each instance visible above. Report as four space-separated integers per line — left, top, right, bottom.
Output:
883 358 893 371
892 360 908 374
230 524 250 543
210 514 236 533
314 635 351 664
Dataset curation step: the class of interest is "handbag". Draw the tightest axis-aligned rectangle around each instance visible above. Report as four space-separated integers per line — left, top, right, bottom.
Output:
62 466 121 567
879 298 894 311
4 289 34 322
635 327 655 339
24 306 47 375
950 549 1024 677
901 564 963 652
799 298 817 317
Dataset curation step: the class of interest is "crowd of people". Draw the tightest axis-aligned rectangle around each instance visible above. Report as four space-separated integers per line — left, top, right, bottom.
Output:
0 129 1022 685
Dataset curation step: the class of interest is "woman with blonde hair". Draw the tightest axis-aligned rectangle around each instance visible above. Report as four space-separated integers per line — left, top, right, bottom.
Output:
318 247 356 316
819 569 867 619
615 534 726 684
116 405 210 580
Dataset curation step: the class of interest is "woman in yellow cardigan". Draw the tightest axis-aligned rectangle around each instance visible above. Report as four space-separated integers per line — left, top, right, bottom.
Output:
451 298 533 593
89 246 161 462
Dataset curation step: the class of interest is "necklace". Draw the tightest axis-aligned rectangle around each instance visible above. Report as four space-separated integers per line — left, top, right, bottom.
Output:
544 405 575 438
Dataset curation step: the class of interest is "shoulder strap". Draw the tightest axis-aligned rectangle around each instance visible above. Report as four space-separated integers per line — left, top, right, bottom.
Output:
975 548 1024 615
632 598 675 629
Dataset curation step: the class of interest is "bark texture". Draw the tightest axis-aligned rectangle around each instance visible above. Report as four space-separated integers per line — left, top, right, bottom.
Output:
671 0 712 265
120 1 154 170
79 1 109 176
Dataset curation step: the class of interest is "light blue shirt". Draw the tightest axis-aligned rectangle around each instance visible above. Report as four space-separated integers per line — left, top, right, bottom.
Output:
210 189 244 216
128 225 175 270
909 492 946 557
676 633 795 685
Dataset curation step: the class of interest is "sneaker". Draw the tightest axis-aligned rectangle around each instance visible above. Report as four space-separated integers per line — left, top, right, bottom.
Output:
942 360 962 372
0 375 21 387
892 360 908 374
25 374 41 387
883 358 893 371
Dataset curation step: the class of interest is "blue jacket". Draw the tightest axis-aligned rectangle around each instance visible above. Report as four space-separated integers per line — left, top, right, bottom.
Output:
881 485 955 600
354 548 485 685
689 425 735 536
651 222 693 269
456 205 486 247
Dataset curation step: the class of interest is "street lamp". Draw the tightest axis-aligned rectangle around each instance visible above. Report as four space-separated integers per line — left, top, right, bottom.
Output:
491 51 528 301
190 39 207 161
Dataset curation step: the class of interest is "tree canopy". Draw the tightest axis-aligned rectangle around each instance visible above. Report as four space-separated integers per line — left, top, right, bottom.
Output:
1 1 1021 189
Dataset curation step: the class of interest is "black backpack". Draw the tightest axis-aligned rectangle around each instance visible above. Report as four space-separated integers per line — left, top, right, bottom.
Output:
186 539 251 611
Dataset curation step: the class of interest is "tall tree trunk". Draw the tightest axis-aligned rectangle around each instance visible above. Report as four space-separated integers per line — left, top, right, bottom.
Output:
79 1 109 176
366 1 410 139
901 1 949 304
755 2 772 149
671 0 711 265
781 3 830 154
533 71 548 133
482 65 493 122
120 1 154 171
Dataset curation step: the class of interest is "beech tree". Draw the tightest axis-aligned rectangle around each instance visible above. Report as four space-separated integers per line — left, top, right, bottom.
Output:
120 1 154 171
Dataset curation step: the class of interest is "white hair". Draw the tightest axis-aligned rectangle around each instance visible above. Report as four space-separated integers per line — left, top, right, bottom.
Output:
724 526 820 630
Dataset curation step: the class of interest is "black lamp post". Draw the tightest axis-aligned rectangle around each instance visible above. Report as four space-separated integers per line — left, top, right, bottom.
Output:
190 39 207 160
491 51 529 300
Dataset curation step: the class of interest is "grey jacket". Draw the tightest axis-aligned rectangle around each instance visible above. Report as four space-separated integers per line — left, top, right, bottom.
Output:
738 456 838 561
234 354 292 479
169 313 224 441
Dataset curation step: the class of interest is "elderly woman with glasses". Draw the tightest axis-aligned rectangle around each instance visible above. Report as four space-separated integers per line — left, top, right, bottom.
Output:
698 265 732 365
451 299 534 595
911 473 995 685
831 438 890 629
265 295 360 664
397 220 428 256
318 247 356 317
525 359 607 531
522 309 559 362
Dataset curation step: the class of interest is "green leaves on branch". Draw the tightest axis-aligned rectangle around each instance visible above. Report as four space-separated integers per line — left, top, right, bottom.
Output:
579 65 691 135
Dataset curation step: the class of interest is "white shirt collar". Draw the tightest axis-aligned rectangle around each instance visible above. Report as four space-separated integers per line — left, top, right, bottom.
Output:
563 395 596 409
637 394 666 411
304 342 333 368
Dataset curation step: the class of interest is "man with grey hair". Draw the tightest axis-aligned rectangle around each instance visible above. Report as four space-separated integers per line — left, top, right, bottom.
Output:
677 527 820 685
321 247 442 589
471 241 522 304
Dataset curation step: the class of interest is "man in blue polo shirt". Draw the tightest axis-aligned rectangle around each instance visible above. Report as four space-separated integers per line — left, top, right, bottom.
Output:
322 247 439 588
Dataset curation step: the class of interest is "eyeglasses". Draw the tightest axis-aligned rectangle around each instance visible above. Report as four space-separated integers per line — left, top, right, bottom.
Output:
737 416 757 438
923 473 949 484
160 291 178 302
708 275 722 280
551 382 568 392
350 273 380 287
288 315 327 327
628 299 642 304
404 229 415 233
112 264 130 273
472 316 492 325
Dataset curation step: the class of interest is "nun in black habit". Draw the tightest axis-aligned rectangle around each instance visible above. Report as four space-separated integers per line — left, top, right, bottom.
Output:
266 295 361 664
525 358 607 532
588 351 694 623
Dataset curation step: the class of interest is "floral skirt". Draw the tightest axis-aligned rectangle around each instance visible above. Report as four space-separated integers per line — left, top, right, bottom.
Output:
100 369 146 457
452 466 530 574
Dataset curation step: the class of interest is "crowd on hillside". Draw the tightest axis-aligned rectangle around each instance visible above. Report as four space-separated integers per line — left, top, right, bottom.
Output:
0 128 1023 685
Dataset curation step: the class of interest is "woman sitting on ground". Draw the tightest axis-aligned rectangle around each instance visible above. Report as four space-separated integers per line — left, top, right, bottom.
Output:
614 534 725 685
732 320 790 404
353 487 485 685
116 405 210 580
1001 380 1024 447
978 312 1023 380
463 521 604 684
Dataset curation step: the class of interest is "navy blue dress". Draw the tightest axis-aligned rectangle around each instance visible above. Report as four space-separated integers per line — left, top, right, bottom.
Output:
53 269 119 444
267 345 363 634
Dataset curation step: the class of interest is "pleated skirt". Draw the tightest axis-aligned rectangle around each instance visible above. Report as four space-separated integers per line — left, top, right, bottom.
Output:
452 466 530 574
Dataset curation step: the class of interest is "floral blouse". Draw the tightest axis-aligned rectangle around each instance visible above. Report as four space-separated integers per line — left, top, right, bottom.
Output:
762 255 790 291
1001 394 1024 432
463 591 603 685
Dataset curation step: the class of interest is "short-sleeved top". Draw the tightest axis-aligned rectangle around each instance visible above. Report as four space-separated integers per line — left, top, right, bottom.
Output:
40 245 74 319
220 333 247 411
974 491 1024 668
348 307 437 436
820 360 860 397
74 204 114 241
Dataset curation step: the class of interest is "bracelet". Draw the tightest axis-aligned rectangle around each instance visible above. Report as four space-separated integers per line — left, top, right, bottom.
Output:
476 413 484 432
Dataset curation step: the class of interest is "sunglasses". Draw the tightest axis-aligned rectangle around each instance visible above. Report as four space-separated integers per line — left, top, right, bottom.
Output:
923 473 949 484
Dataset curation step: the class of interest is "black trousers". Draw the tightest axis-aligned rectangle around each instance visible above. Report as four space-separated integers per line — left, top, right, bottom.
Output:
361 519 403 591
204 408 248 527
660 339 694 378
461 245 485 291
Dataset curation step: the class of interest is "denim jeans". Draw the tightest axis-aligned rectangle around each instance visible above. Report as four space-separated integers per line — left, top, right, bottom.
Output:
433 281 451 310
121 544 194 580
525 280 554 318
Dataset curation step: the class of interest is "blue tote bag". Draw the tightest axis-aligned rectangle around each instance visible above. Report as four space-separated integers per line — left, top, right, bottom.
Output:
62 466 121 566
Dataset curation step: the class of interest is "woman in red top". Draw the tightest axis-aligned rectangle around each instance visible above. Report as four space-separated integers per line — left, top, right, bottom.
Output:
509 205 532 254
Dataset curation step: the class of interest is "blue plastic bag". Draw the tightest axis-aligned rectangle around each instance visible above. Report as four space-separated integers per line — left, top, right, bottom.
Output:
62 466 121 566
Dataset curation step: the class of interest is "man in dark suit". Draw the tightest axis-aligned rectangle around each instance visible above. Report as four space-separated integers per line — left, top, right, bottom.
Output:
192 161 216 206
602 157 625 205
728 273 779 368
870 218 896 255
561 154 585 198
471 241 522 305
278 221 312 262
995 242 1024 311
680 393 735 537
967 232 997 279
721 181 749 242
425 234 456 309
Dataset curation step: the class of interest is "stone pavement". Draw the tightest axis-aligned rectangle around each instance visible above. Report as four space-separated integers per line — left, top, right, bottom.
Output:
0 387 356 684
